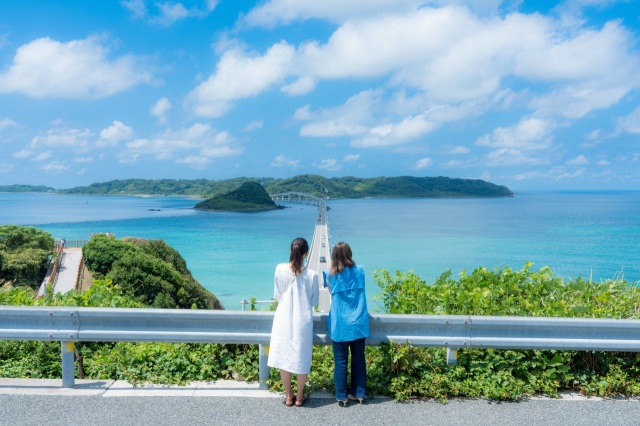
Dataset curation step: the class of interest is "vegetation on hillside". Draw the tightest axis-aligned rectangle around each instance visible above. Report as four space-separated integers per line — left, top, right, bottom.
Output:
194 182 283 211
57 174 514 199
0 225 54 287
82 234 223 309
0 184 56 193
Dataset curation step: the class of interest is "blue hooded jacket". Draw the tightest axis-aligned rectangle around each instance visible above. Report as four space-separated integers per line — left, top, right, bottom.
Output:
325 265 370 342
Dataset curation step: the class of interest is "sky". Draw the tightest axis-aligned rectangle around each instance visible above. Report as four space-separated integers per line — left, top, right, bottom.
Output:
0 1 639 190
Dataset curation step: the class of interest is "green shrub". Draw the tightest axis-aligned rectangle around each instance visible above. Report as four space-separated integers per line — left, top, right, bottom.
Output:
0 225 54 287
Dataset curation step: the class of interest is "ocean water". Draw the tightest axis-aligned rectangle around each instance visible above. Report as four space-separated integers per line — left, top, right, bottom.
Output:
1 191 639 310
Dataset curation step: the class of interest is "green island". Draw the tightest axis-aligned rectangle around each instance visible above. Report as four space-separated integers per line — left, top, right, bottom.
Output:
2 224 640 401
47 174 513 199
0 184 56 193
194 182 284 212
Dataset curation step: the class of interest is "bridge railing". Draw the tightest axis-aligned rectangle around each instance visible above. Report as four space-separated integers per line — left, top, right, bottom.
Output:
1 306 640 389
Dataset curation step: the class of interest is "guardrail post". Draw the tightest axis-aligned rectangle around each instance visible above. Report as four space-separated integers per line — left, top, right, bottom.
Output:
61 341 75 388
259 344 269 389
446 347 458 365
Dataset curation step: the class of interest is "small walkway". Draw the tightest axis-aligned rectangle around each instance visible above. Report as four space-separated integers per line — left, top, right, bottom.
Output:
53 248 83 294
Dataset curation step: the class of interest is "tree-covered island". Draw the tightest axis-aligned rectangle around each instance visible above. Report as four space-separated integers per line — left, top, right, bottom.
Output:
194 182 284 212
55 174 514 199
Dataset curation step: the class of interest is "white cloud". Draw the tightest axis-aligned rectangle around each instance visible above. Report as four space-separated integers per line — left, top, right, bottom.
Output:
476 117 553 149
122 0 218 26
477 117 556 166
281 76 316 95
121 0 147 18
298 90 380 137
556 168 586 180
187 42 295 117
352 114 435 148
271 154 301 168
98 121 134 147
242 0 424 27
153 2 190 26
16 127 93 159
176 155 210 169
413 157 432 170
150 97 172 121
243 120 263 132
567 155 589 166
0 36 154 99
123 123 241 163
40 161 68 173
33 151 53 162
314 158 341 171
343 154 360 162
617 107 640 134
0 118 17 131
232 3 640 154
0 163 14 173
74 157 93 163
449 146 470 154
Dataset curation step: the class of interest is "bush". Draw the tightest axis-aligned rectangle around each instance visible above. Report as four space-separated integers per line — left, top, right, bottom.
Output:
83 235 223 309
0 225 54 287
370 264 640 400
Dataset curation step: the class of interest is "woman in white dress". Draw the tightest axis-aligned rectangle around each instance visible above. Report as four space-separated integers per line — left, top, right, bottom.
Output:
267 237 319 407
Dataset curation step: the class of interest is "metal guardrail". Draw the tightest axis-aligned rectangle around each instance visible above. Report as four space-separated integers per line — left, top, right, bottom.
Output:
1 306 640 388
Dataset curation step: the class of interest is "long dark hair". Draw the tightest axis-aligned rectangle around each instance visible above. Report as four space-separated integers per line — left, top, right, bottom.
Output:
330 241 355 275
290 237 309 275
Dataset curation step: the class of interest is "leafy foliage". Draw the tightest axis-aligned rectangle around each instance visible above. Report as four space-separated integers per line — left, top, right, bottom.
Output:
0 225 54 287
368 264 640 400
82 234 223 309
374 263 640 318
1 281 252 383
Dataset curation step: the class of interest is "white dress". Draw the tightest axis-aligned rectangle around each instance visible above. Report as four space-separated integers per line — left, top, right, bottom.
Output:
267 263 319 374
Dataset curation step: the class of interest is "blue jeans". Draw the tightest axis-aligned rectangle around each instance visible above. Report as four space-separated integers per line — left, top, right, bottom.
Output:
332 338 366 400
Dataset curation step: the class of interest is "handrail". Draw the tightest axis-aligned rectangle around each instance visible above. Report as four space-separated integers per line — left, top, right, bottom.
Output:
47 245 64 287
2 306 640 389
74 255 84 291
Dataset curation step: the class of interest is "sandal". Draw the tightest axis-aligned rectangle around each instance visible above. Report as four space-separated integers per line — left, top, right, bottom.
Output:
284 396 295 407
348 394 364 404
295 396 307 407
337 399 348 407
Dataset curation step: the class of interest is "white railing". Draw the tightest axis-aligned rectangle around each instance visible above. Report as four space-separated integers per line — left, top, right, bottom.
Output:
1 306 640 388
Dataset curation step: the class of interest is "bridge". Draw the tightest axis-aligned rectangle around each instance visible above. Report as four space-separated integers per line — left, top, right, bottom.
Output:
257 192 333 311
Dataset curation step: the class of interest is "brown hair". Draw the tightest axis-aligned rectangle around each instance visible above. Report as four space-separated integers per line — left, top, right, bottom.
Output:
330 241 355 275
290 237 309 275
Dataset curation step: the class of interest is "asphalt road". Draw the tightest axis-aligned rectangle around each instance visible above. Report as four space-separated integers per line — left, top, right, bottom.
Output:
1 393 640 426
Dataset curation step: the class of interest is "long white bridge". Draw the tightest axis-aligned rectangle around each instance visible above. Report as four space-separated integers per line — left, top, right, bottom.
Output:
270 192 332 311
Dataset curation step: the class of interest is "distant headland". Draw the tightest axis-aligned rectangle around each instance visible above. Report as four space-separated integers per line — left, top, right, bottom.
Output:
3 174 514 199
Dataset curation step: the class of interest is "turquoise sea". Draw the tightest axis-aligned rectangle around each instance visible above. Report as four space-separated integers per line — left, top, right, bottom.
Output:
1 191 639 310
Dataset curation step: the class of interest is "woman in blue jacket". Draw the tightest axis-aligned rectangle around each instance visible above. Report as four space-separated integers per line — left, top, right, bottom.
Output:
325 242 370 406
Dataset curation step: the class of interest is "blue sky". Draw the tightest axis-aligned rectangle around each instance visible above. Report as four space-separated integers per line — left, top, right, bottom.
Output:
0 0 639 190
